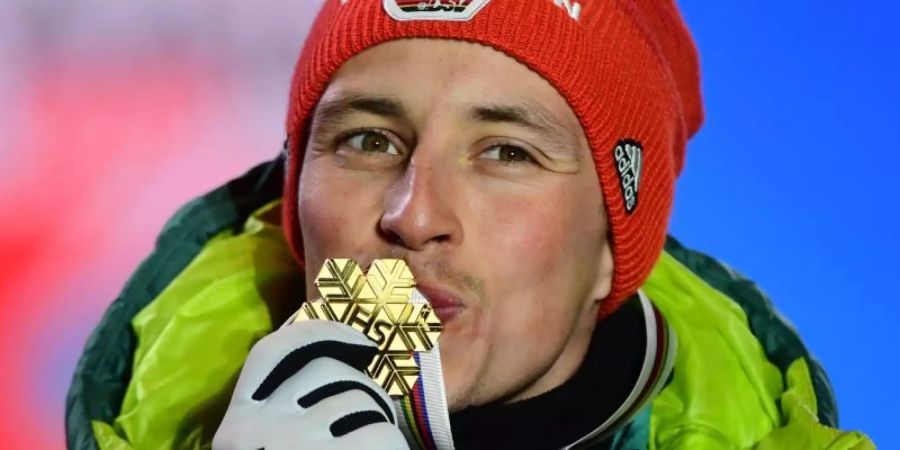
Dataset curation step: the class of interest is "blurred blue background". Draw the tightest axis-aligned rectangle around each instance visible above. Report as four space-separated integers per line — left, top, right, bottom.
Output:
0 0 894 448
674 1 898 447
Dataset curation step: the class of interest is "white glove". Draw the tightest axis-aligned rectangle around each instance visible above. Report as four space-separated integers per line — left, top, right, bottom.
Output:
213 320 410 450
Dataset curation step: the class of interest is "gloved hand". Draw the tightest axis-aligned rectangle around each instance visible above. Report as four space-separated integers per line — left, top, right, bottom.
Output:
213 320 409 450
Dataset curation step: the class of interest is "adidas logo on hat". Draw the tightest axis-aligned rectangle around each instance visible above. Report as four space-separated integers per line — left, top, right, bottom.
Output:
614 140 642 214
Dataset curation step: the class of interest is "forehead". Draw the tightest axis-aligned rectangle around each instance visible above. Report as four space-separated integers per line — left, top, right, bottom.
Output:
324 39 582 129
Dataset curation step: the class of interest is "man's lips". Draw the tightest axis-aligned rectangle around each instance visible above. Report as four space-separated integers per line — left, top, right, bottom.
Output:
416 284 466 324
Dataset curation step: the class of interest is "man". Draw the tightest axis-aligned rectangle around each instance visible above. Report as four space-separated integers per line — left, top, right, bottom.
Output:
66 1 873 449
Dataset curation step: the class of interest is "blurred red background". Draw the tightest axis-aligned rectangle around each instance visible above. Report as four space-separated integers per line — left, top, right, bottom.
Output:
0 2 317 447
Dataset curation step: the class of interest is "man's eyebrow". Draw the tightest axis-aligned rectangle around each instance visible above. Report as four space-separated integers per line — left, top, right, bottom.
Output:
467 102 576 148
313 93 407 126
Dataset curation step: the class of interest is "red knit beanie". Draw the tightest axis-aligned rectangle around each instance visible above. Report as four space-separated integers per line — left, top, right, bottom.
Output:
282 0 703 319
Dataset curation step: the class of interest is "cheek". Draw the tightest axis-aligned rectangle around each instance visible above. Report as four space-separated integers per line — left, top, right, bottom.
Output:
296 165 385 279
484 195 579 285
475 185 601 335
298 173 348 258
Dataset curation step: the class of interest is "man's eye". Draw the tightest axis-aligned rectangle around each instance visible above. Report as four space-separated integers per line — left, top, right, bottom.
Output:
481 145 536 164
343 131 401 155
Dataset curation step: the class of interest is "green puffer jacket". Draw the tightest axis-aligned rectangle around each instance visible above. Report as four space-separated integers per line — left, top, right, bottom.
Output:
65 156 874 450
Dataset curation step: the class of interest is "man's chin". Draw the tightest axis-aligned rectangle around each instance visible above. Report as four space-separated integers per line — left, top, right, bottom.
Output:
439 356 478 413
443 381 490 413
440 365 504 413
437 321 490 412
445 392 468 413
443 381 508 413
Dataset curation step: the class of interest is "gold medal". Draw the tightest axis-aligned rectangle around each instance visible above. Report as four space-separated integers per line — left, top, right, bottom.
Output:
292 259 443 398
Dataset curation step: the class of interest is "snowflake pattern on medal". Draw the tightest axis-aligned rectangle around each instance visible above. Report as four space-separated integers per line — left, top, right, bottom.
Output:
294 259 443 397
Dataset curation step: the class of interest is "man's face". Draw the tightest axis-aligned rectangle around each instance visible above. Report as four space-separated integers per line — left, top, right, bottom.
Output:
297 39 613 411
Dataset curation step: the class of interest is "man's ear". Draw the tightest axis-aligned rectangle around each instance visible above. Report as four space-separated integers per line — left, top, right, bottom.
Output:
590 236 615 305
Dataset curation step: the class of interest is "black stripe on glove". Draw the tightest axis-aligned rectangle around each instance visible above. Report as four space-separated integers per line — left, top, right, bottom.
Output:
251 340 374 401
249 339 395 437
299 380 395 425
330 410 392 438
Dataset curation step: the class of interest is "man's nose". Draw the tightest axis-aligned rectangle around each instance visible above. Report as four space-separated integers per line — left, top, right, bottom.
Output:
379 159 462 251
